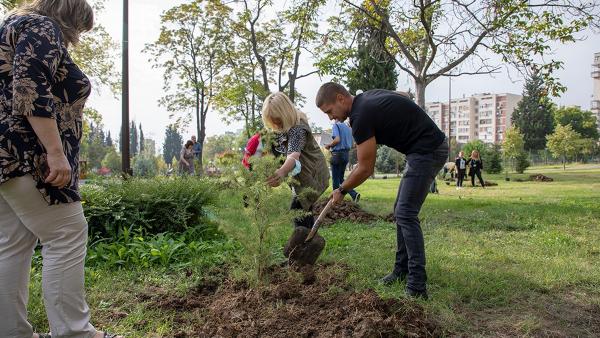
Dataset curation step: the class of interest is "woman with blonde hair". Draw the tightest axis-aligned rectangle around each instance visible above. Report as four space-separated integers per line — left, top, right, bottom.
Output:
263 92 330 229
0 1 120 337
467 150 485 188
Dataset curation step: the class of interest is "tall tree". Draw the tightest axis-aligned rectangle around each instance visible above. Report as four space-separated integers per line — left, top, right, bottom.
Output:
511 72 555 151
502 126 526 174
553 106 599 140
146 0 230 174
129 121 138 156
105 131 113 148
546 124 581 170
320 0 599 107
347 27 397 92
163 125 184 165
139 123 145 154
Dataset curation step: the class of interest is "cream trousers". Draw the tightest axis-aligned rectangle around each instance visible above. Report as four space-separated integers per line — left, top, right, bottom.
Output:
0 175 96 338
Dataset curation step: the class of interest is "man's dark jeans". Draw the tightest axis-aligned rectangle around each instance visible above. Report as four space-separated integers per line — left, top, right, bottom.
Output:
393 139 448 292
330 151 357 200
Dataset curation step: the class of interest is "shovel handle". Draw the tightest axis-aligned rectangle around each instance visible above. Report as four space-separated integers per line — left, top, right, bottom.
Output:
305 199 334 242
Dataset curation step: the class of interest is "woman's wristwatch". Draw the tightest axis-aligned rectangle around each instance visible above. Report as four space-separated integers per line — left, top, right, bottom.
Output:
337 186 348 195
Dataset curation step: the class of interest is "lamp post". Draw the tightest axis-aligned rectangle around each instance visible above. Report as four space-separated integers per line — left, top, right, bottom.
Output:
121 0 131 175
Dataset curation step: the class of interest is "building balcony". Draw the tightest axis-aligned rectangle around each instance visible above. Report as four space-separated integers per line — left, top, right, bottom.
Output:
592 100 600 110
592 70 600 79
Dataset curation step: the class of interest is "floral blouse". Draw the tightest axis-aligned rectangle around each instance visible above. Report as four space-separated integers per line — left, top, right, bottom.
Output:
0 14 91 204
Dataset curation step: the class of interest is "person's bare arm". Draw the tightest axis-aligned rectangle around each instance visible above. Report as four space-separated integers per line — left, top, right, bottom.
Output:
27 116 71 187
267 152 300 187
325 136 341 149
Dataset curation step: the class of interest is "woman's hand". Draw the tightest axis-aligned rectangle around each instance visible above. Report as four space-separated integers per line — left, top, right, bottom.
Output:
45 151 71 188
266 170 284 187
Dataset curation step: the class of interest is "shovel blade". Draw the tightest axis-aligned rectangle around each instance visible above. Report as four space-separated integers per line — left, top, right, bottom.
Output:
284 227 325 266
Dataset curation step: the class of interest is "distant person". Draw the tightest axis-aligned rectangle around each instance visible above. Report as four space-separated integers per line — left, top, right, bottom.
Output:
0 0 122 337
263 92 329 230
325 121 360 202
191 135 202 159
442 161 456 179
179 140 195 175
467 150 485 188
455 151 467 189
316 83 447 300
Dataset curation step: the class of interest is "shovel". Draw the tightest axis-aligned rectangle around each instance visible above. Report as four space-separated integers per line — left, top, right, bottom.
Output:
284 199 335 266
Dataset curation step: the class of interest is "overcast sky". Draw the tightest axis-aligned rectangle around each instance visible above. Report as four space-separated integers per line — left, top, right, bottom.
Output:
87 0 600 151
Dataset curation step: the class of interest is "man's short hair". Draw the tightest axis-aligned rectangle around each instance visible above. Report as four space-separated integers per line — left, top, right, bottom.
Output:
315 82 351 107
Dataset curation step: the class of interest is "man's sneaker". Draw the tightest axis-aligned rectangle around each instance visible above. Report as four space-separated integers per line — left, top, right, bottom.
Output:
352 193 361 203
379 271 406 285
405 287 429 300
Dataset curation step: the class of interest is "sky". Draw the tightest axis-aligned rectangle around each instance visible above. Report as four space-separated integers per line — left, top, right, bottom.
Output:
87 0 600 152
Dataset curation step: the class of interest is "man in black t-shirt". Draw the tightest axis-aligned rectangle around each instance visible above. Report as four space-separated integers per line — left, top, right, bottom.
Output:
316 82 448 300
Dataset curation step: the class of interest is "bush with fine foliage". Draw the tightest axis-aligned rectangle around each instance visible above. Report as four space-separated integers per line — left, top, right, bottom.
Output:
81 177 216 239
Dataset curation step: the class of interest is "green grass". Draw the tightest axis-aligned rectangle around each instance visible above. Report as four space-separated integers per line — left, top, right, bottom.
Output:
26 165 600 336
320 166 600 336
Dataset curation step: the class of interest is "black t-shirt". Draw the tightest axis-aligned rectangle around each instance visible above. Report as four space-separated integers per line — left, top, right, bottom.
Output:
349 90 445 154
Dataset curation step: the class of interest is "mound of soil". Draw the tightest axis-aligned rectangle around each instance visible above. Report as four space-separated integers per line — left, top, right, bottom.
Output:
312 199 379 226
484 181 498 186
146 264 440 337
529 174 554 182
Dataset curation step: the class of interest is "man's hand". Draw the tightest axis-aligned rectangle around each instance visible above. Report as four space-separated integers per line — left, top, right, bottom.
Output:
45 151 71 188
266 170 284 187
324 143 331 150
330 188 344 204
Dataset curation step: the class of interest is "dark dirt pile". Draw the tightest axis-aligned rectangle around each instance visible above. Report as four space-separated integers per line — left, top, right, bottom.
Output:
529 174 554 182
145 264 441 337
484 181 498 186
312 199 379 226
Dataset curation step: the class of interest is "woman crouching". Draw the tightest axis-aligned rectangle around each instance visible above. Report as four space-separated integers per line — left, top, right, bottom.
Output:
262 92 330 229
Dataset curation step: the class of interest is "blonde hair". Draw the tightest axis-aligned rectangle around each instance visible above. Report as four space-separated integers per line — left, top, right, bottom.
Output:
262 92 308 132
12 0 94 46
471 150 480 159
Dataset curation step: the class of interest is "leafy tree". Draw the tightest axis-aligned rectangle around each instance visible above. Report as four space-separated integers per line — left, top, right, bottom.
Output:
546 124 581 170
129 121 138 156
319 0 598 107
486 144 503 174
462 140 486 160
163 125 183 165
375 146 405 174
101 148 121 173
86 123 108 169
511 72 555 151
105 131 113 148
133 154 158 177
514 152 530 174
553 106 599 140
502 127 526 175
202 132 241 163
139 123 145 154
145 0 231 174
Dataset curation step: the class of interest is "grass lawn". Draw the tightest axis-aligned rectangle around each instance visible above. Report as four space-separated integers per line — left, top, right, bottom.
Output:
321 165 600 336
26 165 600 337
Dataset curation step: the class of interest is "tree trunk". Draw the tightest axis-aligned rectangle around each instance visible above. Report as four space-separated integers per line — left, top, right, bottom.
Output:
414 79 426 108
197 88 205 176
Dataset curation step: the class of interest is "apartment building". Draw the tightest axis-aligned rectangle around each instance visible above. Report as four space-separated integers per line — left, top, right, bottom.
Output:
592 52 600 134
425 93 522 144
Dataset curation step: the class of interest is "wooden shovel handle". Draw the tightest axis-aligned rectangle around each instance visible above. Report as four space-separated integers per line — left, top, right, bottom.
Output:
305 199 334 242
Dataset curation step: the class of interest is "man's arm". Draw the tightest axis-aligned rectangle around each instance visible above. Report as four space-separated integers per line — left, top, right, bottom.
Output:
331 136 376 203
325 136 340 149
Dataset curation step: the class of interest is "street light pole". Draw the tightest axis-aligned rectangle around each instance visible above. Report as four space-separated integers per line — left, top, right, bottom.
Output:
121 0 131 175
448 75 452 161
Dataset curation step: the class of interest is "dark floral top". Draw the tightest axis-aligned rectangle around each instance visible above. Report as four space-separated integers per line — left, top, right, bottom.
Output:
0 14 91 204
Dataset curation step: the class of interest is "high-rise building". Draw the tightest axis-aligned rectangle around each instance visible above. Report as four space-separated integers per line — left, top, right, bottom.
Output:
592 52 600 135
425 93 522 144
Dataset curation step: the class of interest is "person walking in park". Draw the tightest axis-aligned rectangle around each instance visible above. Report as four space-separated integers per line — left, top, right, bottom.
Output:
0 1 121 337
325 121 360 203
316 83 447 300
191 135 201 159
455 151 467 189
179 140 195 175
263 92 330 230
468 150 485 188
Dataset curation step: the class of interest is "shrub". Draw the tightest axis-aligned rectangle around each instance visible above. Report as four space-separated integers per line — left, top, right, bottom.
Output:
132 154 158 177
81 177 216 239
515 152 530 174
485 144 503 174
